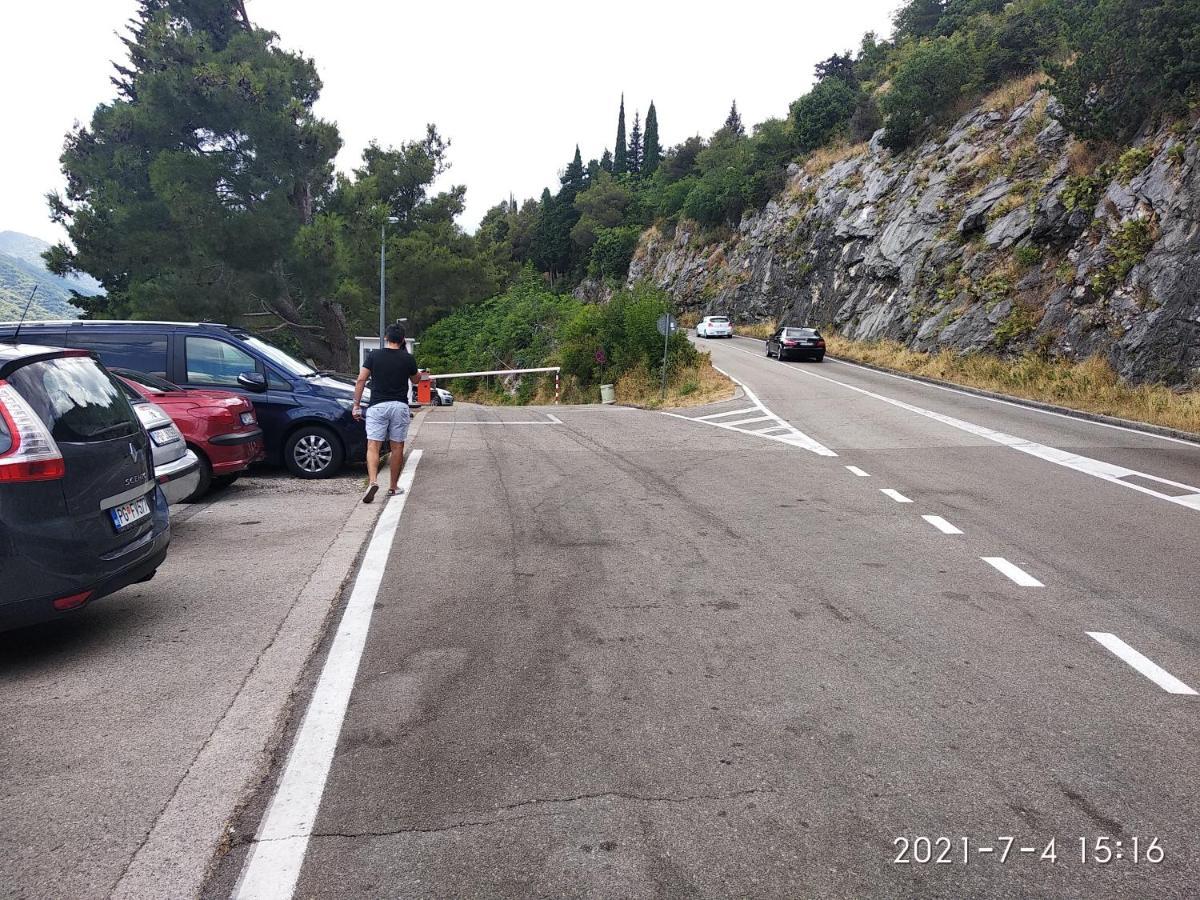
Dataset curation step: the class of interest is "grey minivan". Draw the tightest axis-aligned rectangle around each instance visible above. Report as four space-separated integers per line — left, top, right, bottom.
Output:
0 344 170 629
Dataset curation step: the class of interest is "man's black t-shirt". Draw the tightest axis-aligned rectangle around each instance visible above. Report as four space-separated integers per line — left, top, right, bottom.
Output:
364 347 418 405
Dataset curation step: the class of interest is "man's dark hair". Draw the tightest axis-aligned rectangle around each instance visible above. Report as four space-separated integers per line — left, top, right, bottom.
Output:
385 323 406 345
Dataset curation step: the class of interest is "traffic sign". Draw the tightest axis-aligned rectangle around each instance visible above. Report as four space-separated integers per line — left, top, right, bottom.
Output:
657 314 678 337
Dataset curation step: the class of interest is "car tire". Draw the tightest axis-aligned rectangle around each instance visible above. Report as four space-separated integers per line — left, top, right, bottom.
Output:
181 450 212 503
765 344 772 357
212 473 240 490
814 353 825 362
284 425 344 479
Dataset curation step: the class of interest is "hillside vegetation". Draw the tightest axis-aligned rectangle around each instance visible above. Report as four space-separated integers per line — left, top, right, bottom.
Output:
0 232 101 321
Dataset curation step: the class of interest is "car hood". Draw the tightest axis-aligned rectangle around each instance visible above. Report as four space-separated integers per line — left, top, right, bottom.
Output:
305 373 357 397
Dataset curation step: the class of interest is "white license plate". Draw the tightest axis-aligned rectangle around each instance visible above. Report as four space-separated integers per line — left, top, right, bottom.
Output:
110 495 152 531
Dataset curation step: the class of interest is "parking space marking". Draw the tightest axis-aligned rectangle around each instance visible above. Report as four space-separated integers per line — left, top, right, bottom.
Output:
1086 632 1197 694
922 515 964 535
422 420 556 426
546 413 564 424
982 556 1044 587
880 489 912 503
233 452 424 900
665 366 837 457
845 466 870 477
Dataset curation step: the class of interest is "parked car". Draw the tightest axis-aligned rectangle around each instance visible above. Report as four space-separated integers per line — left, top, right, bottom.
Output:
0 321 368 478
431 386 454 406
696 316 733 338
114 368 263 500
766 326 826 362
115 382 202 504
0 344 170 630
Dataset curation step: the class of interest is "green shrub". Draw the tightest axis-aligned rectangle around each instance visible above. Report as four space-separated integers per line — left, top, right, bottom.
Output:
588 226 642 281
1091 217 1157 294
881 35 975 151
1062 166 1112 212
1014 245 1042 268
993 303 1038 349
1116 147 1153 183
790 77 859 153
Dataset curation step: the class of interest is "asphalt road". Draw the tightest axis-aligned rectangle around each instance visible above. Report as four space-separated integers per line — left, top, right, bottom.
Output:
213 342 1199 899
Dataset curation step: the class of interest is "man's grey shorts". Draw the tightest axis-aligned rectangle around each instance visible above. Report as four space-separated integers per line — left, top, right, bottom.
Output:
365 401 411 442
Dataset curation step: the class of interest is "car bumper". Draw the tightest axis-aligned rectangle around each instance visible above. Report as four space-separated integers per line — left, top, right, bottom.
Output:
206 428 265 475
157 449 202 504
0 528 170 631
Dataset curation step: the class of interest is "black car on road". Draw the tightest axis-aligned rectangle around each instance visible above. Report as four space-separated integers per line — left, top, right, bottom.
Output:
0 344 170 630
766 326 826 362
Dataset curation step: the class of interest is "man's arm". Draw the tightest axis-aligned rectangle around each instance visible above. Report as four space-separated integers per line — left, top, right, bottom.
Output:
352 365 370 419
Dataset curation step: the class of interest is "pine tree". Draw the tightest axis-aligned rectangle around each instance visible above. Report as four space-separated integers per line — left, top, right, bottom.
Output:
724 100 745 137
613 94 628 174
600 149 613 173
642 101 661 175
562 145 585 189
628 111 643 175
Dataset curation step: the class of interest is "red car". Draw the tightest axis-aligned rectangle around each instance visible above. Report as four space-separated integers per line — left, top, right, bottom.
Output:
114 368 264 501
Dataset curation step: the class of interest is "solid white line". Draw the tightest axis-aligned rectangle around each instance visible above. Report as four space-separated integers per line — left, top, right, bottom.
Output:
233 452 423 900
545 413 563 424
421 421 553 426
724 415 775 427
922 514 964 535
845 465 870 477
1087 632 1197 694
755 425 793 435
717 341 1200 513
696 406 759 421
880 489 913 503
981 556 1044 587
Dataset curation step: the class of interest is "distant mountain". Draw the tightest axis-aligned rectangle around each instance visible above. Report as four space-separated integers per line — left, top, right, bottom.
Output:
0 231 103 321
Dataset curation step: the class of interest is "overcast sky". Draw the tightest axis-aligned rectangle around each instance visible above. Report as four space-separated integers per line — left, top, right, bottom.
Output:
1 0 898 244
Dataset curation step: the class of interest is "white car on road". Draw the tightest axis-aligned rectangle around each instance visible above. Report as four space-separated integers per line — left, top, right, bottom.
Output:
696 315 733 338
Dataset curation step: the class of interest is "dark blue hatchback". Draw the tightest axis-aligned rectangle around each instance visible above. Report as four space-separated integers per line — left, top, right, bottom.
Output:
0 344 170 629
0 321 368 478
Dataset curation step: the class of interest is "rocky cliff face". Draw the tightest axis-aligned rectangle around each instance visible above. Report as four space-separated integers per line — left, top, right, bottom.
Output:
629 86 1200 386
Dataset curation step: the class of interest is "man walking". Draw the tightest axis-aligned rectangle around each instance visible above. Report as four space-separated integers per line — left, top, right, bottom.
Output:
352 323 423 503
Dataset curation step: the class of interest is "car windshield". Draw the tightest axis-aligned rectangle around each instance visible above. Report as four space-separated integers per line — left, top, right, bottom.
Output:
783 328 816 337
238 335 318 377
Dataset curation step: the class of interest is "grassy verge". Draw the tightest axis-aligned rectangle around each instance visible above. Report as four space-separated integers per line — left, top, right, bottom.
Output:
734 322 776 340
825 335 1200 435
615 354 736 408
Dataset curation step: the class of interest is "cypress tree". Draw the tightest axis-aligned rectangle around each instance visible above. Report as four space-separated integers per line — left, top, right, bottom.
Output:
563 145 585 189
724 100 745 137
628 111 643 175
600 149 613 173
643 101 661 175
613 94 628 174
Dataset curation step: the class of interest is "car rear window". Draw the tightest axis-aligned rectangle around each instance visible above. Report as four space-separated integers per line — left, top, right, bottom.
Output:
783 328 816 337
69 332 169 377
709 317 729 323
7 356 138 443
0 414 11 456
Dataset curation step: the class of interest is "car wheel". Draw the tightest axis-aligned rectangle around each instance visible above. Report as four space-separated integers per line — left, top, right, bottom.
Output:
181 450 212 503
765 344 772 357
212 473 240 490
814 353 825 362
778 350 788 362
284 426 344 478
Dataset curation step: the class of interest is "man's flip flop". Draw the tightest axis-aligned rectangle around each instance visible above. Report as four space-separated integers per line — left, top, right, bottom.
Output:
387 487 405 497
362 484 379 504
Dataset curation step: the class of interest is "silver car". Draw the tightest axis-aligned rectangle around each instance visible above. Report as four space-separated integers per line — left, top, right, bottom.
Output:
121 388 201 504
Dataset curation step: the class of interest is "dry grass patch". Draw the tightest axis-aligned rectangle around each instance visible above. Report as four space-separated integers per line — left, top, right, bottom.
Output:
614 356 736 409
826 334 1200 434
734 321 777 340
981 72 1049 115
802 141 869 178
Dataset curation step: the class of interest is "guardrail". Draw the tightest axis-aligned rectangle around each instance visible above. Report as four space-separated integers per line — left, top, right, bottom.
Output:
427 367 561 403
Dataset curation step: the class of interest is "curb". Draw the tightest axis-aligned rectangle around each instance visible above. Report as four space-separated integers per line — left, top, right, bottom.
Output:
827 355 1200 446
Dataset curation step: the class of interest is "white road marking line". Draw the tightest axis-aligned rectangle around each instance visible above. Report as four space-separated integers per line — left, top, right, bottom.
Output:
421 421 554 426
720 341 1200 512
545 413 563 424
922 514 963 535
880 489 913 503
845 465 870 477
729 336 1200 451
981 556 1044 587
1086 632 1198 695
696 406 760 421
724 415 775 427
755 425 792 435
232 452 423 900
665 365 837 457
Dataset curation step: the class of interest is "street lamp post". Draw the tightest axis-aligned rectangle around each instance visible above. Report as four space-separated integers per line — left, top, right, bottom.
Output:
379 215 400 347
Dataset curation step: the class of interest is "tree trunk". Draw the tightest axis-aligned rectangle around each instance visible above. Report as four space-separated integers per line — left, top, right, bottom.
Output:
263 271 352 372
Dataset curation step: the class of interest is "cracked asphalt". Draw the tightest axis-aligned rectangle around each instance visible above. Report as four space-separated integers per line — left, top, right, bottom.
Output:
209 343 1199 899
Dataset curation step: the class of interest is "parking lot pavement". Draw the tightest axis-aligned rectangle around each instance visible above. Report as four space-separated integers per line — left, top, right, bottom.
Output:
0 464 389 900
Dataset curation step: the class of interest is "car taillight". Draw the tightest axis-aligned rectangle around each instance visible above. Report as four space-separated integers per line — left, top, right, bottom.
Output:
53 590 93 611
0 381 65 482
816 339 826 347
783 340 797 347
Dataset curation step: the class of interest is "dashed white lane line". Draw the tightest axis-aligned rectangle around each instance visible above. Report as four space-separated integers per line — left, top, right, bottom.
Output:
233 452 423 900
981 556 1044 587
1086 633 1198 695
880 489 913 503
922 514 964 535
545 413 564 424
664 364 837 457
719 340 1200 512
845 466 870 477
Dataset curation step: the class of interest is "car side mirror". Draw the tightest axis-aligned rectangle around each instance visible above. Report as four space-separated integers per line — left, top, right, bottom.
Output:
237 372 268 393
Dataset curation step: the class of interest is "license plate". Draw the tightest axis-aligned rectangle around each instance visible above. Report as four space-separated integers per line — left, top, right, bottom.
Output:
110 495 152 532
